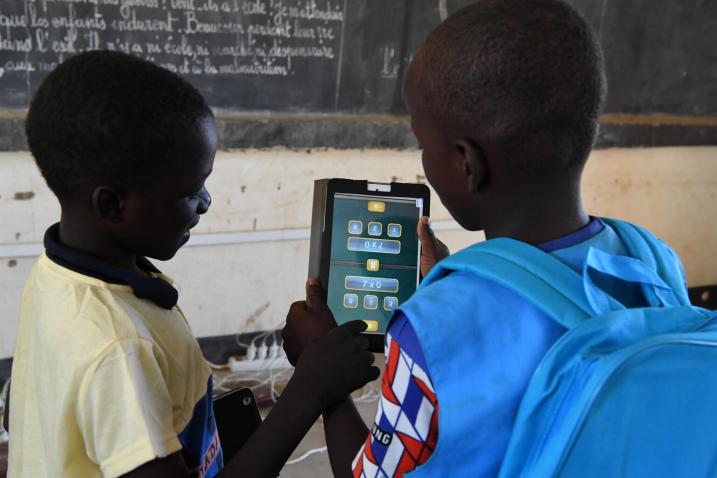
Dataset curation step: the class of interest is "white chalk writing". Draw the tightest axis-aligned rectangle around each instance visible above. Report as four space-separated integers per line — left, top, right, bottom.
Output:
0 0 345 85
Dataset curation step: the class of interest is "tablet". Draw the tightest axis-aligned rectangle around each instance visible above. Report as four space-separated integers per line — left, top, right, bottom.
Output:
213 387 262 462
309 179 430 352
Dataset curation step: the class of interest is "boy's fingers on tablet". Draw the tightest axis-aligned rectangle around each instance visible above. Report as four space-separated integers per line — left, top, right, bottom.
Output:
356 352 378 378
287 300 307 316
305 277 327 309
369 365 381 381
417 216 433 237
418 217 438 276
354 335 371 351
417 216 450 276
353 359 381 390
282 303 307 337
363 349 376 366
339 319 369 335
283 298 337 366
332 349 378 398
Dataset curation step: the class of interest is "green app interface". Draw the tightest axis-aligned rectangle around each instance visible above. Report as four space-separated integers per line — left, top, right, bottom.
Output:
327 193 424 334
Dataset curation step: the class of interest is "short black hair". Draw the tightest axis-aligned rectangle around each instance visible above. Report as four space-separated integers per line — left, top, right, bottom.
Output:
26 50 213 200
414 0 606 172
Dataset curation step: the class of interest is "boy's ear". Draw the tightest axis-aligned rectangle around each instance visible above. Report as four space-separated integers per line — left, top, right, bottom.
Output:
91 185 127 224
456 139 488 194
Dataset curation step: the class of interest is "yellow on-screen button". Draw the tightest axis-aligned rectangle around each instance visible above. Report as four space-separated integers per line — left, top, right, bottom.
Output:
367 201 386 212
363 320 380 332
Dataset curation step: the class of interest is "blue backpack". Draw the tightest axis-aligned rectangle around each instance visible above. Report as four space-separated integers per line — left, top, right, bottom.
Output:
438 219 717 477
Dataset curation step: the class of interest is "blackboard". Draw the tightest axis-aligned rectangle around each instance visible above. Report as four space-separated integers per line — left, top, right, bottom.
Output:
0 0 715 149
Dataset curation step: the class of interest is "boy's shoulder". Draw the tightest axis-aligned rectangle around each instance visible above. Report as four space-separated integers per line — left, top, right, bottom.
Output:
27 252 145 316
402 217 685 322
402 267 549 330
404 218 688 329
22 253 179 359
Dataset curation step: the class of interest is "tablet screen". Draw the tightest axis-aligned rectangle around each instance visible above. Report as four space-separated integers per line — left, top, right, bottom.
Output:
326 193 425 334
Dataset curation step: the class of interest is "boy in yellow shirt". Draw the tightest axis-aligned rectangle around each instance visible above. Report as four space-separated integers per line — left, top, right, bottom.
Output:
9 50 378 478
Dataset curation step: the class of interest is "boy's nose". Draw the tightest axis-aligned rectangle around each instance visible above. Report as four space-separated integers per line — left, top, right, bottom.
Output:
197 186 211 214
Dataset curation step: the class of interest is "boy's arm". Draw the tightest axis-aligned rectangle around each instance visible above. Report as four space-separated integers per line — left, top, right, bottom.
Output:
322 398 369 478
351 317 439 477
121 321 379 478
291 314 440 478
225 323 378 478
283 283 370 477
121 380 321 478
122 388 363 478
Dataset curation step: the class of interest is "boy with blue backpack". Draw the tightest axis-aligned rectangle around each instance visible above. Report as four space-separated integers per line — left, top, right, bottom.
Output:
283 0 717 477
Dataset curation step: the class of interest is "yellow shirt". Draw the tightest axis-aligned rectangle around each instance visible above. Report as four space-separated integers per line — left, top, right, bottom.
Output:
8 253 217 478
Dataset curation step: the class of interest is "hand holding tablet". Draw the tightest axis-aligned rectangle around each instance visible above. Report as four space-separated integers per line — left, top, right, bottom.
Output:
307 179 430 352
416 216 451 277
283 278 337 365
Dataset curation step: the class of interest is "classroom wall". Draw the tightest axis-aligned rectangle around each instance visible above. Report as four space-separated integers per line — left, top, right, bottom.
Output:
0 146 715 358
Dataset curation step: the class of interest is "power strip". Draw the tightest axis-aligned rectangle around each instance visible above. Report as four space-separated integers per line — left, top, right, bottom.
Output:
228 355 292 372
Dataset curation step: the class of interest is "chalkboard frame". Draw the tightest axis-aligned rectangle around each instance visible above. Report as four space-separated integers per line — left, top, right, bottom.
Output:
1 113 715 151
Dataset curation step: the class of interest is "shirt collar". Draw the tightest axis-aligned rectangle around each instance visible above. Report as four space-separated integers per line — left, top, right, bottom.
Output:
44 223 179 310
538 217 605 253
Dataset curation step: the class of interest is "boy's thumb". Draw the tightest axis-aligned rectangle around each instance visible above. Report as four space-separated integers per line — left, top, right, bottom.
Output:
417 216 435 251
306 278 327 310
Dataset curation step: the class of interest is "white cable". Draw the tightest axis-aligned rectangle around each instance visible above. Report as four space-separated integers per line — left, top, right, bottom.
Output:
217 328 293 402
268 363 292 403
354 381 381 404
235 333 254 350
0 378 7 406
252 331 271 348
0 378 8 408
207 361 228 370
285 446 328 465
235 329 270 356
269 330 280 358
354 389 380 403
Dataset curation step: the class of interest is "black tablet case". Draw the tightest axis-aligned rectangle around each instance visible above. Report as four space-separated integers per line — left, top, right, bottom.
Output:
308 179 430 352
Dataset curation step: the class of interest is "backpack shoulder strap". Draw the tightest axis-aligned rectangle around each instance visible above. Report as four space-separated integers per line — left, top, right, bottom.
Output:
422 219 689 329
602 218 690 305
424 237 593 330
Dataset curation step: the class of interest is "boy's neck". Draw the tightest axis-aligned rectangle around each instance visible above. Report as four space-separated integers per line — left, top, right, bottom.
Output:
482 173 589 245
59 210 143 275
